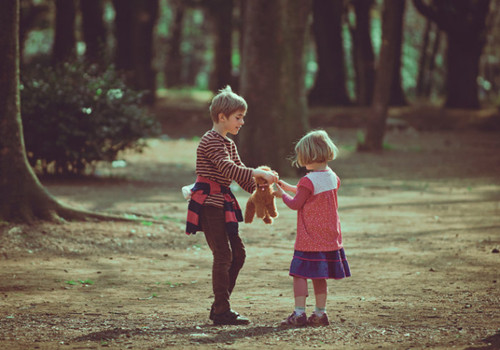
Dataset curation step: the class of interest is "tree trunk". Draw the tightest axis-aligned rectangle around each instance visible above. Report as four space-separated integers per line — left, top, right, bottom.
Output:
416 19 431 97
0 0 143 224
132 0 159 104
80 0 107 65
206 0 234 92
308 0 350 106
445 33 482 108
424 25 442 98
164 0 185 88
388 0 407 106
52 0 76 65
239 0 310 176
113 0 158 104
350 0 375 106
113 0 134 71
359 0 404 151
412 0 491 109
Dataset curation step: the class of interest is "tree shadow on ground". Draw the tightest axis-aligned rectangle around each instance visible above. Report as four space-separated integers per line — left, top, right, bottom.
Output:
465 332 500 350
73 323 287 345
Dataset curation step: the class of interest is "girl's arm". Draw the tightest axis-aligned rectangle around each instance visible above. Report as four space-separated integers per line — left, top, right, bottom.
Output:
278 180 297 193
274 183 311 210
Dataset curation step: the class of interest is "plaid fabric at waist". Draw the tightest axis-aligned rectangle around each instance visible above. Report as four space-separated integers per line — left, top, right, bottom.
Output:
185 176 243 235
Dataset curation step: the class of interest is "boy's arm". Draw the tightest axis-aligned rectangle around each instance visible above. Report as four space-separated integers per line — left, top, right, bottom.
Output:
208 140 255 185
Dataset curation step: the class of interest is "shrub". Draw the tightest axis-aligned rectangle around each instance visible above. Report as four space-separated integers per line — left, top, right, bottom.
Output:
21 62 160 175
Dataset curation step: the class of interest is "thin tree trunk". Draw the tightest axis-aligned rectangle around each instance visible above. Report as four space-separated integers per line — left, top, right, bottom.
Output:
239 0 310 176
113 0 134 71
351 0 375 106
113 0 158 104
416 19 431 97
359 0 404 151
133 0 159 104
308 0 350 106
52 0 76 65
206 0 234 91
424 25 441 98
165 1 185 88
445 33 482 108
389 0 407 106
80 0 107 65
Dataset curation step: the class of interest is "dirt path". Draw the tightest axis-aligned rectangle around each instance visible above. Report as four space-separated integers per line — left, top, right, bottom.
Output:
1 128 499 349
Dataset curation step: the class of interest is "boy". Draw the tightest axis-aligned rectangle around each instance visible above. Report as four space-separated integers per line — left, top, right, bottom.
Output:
185 86 277 325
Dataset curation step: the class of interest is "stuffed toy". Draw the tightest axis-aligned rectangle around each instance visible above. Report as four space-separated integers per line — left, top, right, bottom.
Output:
244 166 279 224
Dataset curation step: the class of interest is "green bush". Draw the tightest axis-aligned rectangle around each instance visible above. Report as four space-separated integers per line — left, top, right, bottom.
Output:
21 62 160 175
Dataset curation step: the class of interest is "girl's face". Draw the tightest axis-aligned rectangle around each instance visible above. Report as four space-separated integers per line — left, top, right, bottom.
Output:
219 110 246 136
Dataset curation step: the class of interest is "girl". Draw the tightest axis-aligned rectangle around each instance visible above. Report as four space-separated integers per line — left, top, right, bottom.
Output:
274 130 351 327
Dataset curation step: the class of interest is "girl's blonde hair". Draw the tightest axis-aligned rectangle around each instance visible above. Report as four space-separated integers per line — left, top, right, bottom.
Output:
292 130 338 167
209 85 248 123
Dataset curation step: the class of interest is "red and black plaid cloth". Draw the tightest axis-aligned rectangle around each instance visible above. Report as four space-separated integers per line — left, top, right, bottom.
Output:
185 176 243 235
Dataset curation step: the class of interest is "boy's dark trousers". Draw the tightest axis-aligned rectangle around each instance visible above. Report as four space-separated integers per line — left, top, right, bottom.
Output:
199 205 246 315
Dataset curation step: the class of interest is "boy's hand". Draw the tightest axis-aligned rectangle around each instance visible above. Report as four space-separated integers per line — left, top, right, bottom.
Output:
253 169 279 184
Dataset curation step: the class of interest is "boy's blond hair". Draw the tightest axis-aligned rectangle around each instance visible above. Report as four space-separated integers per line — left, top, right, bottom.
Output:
209 86 248 123
292 130 339 167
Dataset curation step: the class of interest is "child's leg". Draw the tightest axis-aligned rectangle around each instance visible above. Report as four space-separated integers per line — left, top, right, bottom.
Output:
199 206 233 315
280 276 308 326
227 231 246 295
312 279 328 314
293 277 308 313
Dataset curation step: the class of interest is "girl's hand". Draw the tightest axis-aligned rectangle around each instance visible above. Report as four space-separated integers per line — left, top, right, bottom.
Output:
273 183 284 198
278 180 297 193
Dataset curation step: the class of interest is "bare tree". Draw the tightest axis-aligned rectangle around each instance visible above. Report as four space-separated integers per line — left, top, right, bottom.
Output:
358 0 405 151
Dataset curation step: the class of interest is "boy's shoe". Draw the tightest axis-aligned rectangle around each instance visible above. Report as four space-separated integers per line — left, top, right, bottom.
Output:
307 312 330 326
209 304 214 320
280 311 307 326
213 309 250 325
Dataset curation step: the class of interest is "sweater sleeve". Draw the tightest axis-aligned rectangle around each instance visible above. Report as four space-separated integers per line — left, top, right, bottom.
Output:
232 143 256 194
282 184 312 210
206 136 254 185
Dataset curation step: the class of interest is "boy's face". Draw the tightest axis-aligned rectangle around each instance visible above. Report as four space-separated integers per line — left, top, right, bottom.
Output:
219 109 246 135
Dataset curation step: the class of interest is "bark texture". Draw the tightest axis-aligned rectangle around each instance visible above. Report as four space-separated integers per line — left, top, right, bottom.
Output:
239 0 311 176
359 0 404 151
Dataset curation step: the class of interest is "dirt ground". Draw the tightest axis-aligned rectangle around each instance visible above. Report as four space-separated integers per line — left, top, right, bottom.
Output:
1 116 500 349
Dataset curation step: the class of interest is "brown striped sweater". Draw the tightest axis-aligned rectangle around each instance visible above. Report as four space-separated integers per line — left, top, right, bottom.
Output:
196 130 256 207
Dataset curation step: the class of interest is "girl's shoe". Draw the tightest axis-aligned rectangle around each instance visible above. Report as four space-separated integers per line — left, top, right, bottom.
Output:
307 312 330 326
280 311 307 326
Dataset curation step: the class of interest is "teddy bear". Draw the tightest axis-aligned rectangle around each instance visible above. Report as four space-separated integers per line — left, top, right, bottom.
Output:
244 166 279 224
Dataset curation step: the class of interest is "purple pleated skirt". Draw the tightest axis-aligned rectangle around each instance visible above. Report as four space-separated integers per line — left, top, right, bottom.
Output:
289 248 351 279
